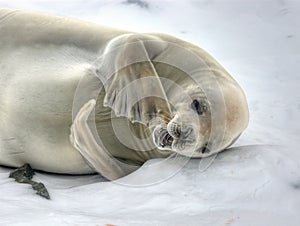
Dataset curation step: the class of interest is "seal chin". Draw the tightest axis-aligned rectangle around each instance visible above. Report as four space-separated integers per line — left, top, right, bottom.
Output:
171 140 199 157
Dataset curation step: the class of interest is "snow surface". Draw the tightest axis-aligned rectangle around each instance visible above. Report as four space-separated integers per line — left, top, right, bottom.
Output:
0 0 299 225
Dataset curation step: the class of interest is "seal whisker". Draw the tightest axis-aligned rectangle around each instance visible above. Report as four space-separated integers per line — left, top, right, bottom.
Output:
167 121 181 138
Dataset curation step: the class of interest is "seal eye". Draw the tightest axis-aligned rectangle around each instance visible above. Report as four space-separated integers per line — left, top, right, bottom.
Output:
191 99 202 115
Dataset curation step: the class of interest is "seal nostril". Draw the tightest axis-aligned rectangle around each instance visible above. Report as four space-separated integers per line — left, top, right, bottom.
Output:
181 127 193 139
175 125 181 137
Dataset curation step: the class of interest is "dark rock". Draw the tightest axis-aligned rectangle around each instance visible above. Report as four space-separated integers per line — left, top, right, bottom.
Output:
9 163 35 182
9 164 50 200
32 182 51 200
292 183 300 190
123 0 149 9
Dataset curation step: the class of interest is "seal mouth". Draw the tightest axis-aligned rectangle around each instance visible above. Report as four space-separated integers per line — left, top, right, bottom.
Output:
153 126 174 150
159 129 174 148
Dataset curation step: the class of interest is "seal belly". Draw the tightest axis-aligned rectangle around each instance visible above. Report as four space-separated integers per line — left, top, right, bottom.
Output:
0 8 127 173
0 45 96 174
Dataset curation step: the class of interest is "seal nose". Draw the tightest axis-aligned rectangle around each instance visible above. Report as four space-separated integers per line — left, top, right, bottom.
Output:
181 127 193 140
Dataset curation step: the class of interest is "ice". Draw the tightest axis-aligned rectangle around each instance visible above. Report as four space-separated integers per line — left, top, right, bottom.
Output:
0 0 299 225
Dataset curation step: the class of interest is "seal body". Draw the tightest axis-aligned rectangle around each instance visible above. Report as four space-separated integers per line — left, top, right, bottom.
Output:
0 9 249 177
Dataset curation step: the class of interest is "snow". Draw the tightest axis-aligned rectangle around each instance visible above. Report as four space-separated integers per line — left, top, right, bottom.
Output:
0 0 299 225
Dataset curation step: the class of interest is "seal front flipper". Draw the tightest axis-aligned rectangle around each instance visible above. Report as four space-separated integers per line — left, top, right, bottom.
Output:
94 34 172 126
70 99 139 180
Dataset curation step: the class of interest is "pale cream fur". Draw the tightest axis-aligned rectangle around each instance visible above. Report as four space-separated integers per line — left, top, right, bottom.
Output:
0 9 249 179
